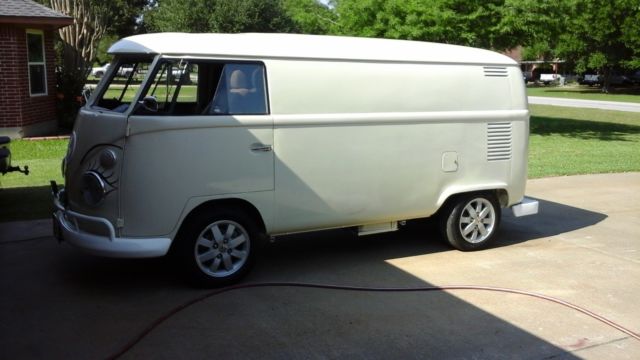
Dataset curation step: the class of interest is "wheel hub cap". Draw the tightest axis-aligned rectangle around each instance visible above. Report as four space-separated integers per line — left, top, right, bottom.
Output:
194 220 250 278
458 198 496 244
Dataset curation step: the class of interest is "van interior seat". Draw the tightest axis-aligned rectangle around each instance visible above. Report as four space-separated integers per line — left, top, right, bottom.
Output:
229 69 251 95
228 68 264 114
203 66 266 115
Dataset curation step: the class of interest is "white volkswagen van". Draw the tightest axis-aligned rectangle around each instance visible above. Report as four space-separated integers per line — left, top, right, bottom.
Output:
52 33 538 286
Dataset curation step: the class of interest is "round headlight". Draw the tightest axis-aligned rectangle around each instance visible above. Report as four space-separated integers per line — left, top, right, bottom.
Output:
81 171 106 206
99 149 117 169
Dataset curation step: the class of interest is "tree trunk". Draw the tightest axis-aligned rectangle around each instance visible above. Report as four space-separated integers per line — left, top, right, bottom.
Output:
601 67 612 94
49 0 108 128
50 0 107 76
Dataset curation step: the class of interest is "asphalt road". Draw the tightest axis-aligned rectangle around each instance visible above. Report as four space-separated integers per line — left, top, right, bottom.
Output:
529 96 640 112
1 173 639 359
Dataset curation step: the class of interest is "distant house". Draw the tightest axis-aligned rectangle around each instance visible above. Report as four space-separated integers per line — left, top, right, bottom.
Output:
503 46 565 82
0 0 72 138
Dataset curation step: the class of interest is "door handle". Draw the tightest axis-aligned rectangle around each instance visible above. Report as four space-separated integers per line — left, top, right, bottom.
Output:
250 143 272 152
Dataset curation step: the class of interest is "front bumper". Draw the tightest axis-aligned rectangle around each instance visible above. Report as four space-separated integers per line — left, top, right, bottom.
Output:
51 182 171 258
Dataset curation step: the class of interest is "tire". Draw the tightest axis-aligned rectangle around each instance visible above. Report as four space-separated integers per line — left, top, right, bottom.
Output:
174 208 258 287
439 192 501 251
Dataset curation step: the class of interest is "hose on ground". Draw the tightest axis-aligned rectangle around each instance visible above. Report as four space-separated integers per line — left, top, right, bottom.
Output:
106 282 640 359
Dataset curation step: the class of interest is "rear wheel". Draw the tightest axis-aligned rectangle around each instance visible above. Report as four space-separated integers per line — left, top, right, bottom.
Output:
439 193 501 251
174 208 258 287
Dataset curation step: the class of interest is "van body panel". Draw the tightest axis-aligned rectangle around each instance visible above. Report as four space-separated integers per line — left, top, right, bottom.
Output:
121 115 273 237
508 67 529 110
266 60 514 115
108 33 516 66
175 191 276 238
272 114 523 234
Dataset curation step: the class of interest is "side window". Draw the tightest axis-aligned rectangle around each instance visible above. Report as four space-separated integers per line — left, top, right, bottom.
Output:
207 64 268 115
133 60 267 116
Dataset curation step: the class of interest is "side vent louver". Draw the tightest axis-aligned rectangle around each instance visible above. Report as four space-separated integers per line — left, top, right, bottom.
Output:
483 66 508 77
487 122 512 161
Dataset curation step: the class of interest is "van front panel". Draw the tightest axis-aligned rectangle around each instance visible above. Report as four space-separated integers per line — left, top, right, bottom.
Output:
63 109 128 235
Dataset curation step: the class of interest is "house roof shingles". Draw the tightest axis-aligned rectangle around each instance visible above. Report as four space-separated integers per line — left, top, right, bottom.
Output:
0 0 73 27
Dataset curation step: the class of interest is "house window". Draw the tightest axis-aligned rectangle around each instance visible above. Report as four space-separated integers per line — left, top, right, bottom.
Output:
26 30 47 96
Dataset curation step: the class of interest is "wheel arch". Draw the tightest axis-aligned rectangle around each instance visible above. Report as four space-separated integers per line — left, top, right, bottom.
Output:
437 189 503 251
437 187 509 216
169 198 267 254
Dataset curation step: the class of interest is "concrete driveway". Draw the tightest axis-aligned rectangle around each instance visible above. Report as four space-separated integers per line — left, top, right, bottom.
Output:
1 173 639 359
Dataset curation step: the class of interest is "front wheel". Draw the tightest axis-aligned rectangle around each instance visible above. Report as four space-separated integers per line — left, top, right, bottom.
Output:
439 193 501 251
174 208 258 287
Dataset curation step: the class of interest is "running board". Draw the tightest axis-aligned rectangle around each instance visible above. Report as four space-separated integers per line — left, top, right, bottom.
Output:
358 221 399 236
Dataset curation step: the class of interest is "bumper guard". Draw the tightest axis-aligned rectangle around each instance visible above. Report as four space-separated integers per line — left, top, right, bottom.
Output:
51 181 171 258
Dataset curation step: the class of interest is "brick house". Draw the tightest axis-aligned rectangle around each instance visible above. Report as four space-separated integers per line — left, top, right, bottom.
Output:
0 0 72 138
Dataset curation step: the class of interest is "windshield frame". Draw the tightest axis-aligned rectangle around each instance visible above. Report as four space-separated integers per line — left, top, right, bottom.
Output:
89 55 159 114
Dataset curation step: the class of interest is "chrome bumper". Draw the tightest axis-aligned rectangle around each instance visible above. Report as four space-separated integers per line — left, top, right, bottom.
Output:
510 197 539 217
51 183 171 258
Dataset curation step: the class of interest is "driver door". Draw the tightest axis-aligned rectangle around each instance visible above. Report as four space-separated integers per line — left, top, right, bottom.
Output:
121 59 274 237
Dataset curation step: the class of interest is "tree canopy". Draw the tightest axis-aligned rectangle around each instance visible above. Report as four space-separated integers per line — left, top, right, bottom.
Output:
330 0 639 90
53 0 640 88
138 0 640 79
144 0 297 33
331 0 572 51
555 0 640 81
143 0 338 34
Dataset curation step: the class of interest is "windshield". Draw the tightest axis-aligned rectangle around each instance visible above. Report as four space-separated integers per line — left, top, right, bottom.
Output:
94 57 154 112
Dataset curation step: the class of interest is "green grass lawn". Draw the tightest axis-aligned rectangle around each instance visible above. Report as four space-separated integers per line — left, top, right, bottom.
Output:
1 105 639 222
528 104 640 178
527 85 640 103
1 139 67 188
1 139 67 222
103 84 198 102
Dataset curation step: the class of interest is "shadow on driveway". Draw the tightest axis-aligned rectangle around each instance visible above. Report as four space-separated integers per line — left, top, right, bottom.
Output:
498 197 607 245
0 198 607 359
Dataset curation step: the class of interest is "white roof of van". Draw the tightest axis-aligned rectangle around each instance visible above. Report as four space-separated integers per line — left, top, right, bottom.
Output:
108 33 516 66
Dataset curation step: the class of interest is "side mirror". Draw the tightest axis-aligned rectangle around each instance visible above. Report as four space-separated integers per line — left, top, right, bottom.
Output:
139 96 158 112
